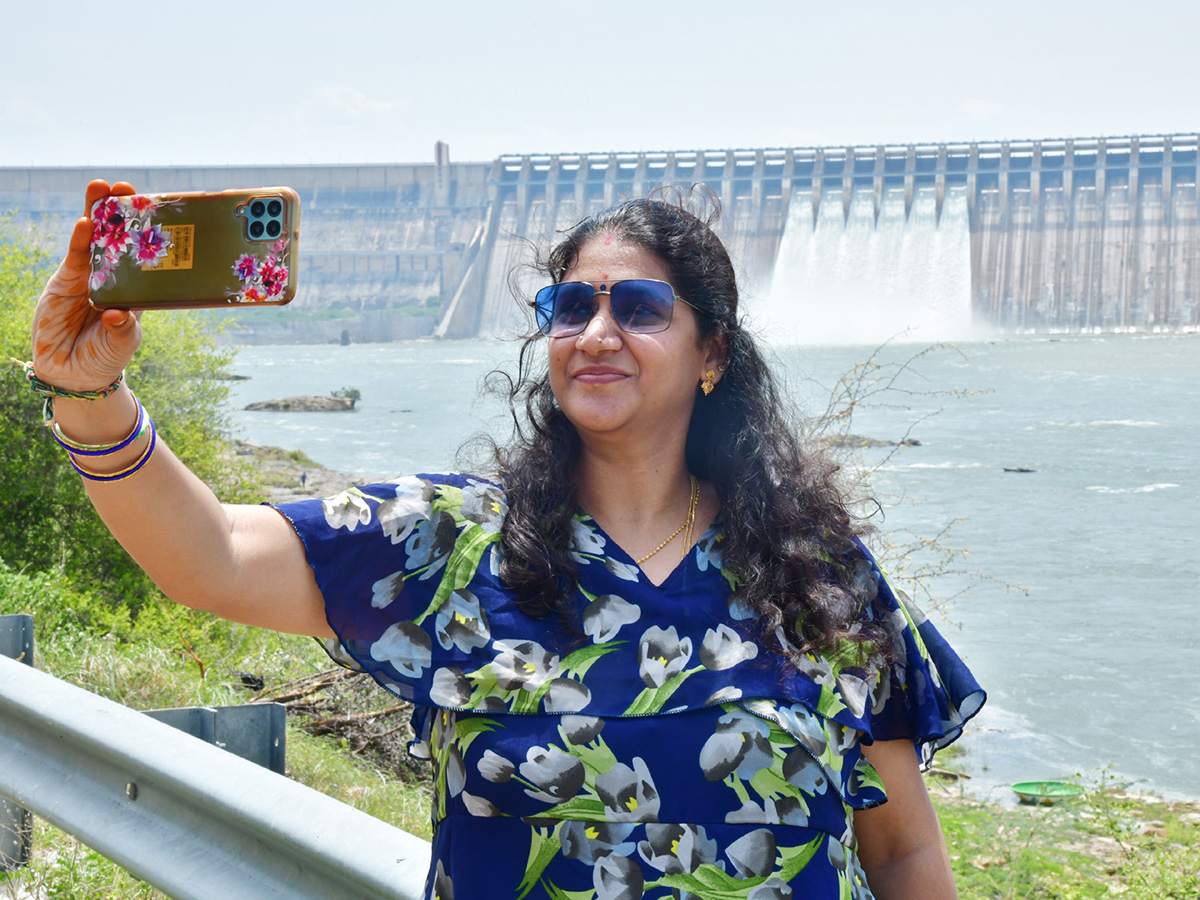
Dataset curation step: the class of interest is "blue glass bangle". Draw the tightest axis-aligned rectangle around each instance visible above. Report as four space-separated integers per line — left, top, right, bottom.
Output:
68 418 157 482
52 395 146 456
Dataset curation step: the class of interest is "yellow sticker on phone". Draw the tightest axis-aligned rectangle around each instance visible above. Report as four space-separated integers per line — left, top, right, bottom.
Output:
143 224 194 271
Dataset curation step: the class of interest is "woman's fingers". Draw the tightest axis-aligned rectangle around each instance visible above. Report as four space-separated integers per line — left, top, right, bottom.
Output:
34 218 101 365
100 308 134 329
82 179 134 215
62 213 96 273
99 307 143 356
84 179 113 215
31 181 142 391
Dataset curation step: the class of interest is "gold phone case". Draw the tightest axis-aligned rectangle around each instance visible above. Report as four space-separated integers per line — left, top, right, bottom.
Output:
88 187 300 309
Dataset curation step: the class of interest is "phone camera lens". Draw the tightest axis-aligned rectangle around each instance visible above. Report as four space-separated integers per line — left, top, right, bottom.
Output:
250 200 266 217
250 221 265 238
267 199 282 216
266 220 282 238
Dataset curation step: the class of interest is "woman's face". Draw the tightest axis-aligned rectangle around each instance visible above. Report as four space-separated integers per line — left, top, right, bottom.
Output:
548 236 722 448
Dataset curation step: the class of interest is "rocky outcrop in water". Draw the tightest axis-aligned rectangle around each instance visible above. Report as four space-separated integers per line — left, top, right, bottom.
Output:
245 396 355 412
823 434 921 449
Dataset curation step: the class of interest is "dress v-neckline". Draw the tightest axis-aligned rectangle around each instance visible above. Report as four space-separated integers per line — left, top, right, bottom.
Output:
579 513 723 590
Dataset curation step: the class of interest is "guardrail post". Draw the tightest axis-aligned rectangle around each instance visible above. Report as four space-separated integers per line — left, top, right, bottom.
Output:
144 703 286 774
0 614 34 871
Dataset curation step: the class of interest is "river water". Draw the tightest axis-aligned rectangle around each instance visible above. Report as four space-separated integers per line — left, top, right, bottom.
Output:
224 333 1200 804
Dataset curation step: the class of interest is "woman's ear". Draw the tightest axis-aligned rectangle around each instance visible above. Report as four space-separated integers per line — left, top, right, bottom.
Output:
702 332 729 387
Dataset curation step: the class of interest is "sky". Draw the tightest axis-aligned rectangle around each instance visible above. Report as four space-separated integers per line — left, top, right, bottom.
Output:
2 0 1197 168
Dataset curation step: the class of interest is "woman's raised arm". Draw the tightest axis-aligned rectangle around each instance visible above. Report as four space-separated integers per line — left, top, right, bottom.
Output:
30 180 331 638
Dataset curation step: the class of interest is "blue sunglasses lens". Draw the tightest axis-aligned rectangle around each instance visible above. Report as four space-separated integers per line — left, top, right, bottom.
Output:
534 280 677 336
535 283 595 336
613 281 676 332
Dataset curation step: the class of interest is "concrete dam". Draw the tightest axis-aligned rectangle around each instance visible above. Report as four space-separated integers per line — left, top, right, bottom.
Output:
2 133 1196 342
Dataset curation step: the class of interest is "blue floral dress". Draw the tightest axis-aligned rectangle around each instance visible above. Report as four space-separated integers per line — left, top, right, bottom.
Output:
274 473 984 900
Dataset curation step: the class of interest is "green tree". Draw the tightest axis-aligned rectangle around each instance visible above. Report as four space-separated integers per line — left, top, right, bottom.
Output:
0 219 262 604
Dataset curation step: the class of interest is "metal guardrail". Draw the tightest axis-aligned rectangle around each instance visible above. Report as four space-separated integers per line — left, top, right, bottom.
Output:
143 702 288 774
0 653 430 899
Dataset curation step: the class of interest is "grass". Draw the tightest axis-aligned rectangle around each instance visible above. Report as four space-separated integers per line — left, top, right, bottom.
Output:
285 727 430 837
928 769 1200 899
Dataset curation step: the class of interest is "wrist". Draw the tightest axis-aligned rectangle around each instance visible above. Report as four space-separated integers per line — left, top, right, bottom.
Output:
53 388 160 482
15 359 126 424
51 386 141 448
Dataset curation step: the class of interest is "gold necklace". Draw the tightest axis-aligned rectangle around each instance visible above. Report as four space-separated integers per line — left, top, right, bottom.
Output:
636 475 699 565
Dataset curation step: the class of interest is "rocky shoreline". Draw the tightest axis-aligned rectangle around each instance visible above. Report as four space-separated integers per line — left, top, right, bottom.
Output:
234 441 381 504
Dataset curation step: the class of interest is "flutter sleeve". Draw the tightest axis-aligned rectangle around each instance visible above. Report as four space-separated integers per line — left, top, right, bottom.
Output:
857 541 986 766
269 473 508 700
776 539 987 768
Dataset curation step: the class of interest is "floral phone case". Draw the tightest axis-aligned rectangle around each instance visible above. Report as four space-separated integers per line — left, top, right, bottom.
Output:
88 187 300 309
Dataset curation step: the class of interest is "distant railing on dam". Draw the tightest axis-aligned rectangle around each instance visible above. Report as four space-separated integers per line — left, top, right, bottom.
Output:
2 133 1196 341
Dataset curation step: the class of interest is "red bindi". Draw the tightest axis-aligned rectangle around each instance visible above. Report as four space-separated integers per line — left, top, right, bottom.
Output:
603 235 614 245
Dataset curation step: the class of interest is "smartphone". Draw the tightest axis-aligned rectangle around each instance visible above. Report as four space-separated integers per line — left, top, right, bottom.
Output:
88 187 300 309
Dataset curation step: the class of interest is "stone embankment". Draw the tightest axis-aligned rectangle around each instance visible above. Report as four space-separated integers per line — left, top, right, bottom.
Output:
216 310 437 346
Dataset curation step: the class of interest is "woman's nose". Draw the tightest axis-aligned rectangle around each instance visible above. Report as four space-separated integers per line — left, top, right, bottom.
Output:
575 296 622 351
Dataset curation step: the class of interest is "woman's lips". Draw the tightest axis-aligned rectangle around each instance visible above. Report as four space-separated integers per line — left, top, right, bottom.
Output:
572 366 629 384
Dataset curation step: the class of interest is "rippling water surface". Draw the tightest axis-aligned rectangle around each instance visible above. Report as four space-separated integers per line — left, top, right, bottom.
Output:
225 333 1200 803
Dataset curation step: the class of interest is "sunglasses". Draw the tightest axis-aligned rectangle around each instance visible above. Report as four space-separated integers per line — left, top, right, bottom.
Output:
533 279 697 337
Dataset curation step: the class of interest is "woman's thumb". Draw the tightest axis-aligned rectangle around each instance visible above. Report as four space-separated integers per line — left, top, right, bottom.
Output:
101 308 142 347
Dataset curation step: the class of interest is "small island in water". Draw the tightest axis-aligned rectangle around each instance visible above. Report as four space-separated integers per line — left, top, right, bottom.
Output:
244 395 356 412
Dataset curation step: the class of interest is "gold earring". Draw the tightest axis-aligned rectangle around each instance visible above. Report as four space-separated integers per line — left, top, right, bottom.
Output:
701 370 717 396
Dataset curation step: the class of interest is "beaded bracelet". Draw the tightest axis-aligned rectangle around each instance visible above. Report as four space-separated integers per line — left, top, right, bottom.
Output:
67 417 157 483
12 359 125 425
51 394 148 456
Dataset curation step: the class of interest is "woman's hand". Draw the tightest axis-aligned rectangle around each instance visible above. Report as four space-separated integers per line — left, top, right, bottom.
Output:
31 180 142 392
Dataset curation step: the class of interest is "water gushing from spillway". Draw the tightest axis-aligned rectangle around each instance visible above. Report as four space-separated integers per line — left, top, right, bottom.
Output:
479 198 606 339
753 184 977 346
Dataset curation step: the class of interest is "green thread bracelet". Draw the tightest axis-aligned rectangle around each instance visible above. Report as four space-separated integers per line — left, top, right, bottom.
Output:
12 359 125 425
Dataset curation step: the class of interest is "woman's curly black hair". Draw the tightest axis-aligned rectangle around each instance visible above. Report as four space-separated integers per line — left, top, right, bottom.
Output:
485 192 887 664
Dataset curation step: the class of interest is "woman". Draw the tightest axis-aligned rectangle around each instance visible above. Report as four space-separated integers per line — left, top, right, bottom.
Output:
29 180 982 899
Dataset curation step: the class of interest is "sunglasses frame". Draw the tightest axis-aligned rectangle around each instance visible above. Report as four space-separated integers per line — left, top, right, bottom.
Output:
532 279 698 338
